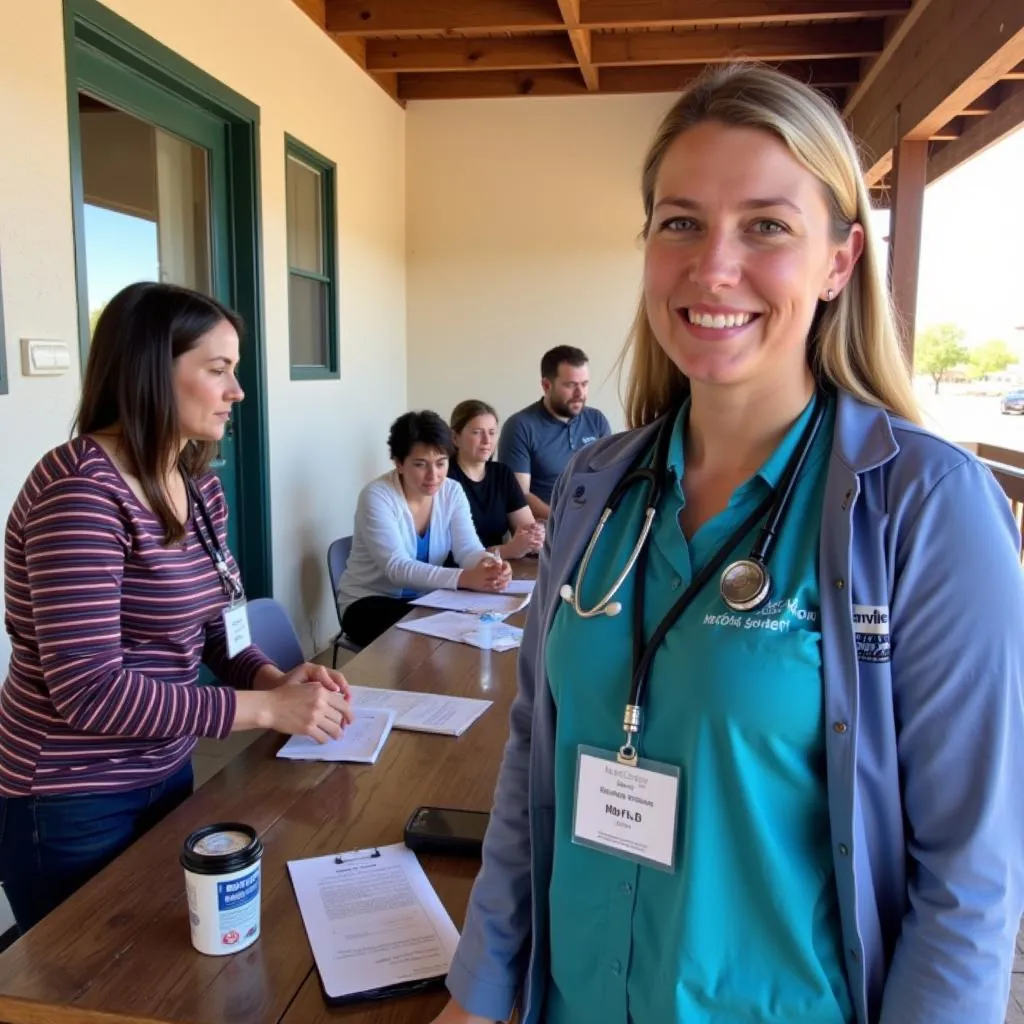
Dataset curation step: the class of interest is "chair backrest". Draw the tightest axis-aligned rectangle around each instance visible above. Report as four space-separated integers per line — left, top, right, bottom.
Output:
327 536 353 625
246 598 304 672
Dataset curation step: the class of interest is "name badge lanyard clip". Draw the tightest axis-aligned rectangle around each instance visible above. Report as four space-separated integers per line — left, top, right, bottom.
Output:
187 480 245 604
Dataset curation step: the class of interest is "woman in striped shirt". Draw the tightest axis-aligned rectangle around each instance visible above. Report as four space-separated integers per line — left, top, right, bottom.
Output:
0 282 353 935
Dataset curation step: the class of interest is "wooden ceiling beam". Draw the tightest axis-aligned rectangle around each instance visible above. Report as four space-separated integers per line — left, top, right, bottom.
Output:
848 0 1024 182
558 0 600 91
366 34 577 73
399 60 857 100
370 25 879 73
579 0 911 30
591 23 883 66
325 0 562 36
928 81 1024 183
1005 60 1024 79
399 69 589 100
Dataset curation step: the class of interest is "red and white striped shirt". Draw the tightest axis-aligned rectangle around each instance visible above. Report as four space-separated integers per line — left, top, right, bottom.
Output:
0 437 269 796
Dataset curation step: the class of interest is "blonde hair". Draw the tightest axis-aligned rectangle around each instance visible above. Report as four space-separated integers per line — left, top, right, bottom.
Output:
621 63 920 428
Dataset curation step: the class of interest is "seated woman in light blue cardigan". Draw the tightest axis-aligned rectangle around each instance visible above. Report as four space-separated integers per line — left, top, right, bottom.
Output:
336 410 512 646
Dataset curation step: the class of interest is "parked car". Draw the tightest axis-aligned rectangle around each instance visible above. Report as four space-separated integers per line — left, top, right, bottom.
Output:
1000 390 1024 415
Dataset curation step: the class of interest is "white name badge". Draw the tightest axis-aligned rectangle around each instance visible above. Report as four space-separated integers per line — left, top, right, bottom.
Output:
572 745 680 871
222 601 252 659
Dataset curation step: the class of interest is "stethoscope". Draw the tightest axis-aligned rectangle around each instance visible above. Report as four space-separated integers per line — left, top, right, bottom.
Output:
558 391 828 765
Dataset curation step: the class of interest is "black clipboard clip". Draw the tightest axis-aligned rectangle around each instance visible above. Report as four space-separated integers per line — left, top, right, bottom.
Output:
335 847 381 864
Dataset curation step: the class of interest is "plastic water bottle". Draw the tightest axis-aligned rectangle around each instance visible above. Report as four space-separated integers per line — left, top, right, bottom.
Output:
478 612 498 687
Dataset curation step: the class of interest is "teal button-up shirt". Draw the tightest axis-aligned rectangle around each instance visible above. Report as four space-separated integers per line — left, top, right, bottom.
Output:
545 395 853 1023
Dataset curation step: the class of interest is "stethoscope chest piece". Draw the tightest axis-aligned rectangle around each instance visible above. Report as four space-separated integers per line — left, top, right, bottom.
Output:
720 557 771 612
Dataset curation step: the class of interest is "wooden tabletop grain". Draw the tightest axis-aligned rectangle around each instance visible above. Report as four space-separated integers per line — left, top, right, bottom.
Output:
0 562 537 1024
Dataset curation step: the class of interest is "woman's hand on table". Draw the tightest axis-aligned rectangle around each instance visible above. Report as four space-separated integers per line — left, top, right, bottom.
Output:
253 662 351 700
502 523 544 559
235 683 353 741
459 555 512 593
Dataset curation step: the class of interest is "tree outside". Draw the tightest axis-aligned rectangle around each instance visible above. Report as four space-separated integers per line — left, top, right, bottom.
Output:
914 323 969 394
968 339 1016 379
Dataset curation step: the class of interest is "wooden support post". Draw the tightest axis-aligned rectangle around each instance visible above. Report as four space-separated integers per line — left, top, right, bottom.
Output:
888 134 927 362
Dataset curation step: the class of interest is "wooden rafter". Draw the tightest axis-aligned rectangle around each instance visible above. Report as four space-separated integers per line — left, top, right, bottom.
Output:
325 0 911 35
367 24 883 75
591 23 883 67
578 0 911 28
558 0 599 91
397 59 858 101
848 0 1024 181
292 0 1021 192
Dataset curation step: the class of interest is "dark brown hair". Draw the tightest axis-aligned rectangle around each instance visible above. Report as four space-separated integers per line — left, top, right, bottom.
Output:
387 410 454 462
450 399 499 435
75 281 244 545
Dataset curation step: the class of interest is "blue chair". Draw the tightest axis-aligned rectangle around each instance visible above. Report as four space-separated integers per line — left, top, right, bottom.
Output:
246 598 305 672
328 536 363 667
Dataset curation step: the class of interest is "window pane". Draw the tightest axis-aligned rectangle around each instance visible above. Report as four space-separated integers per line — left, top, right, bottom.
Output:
79 92 212 323
289 274 327 366
286 155 322 274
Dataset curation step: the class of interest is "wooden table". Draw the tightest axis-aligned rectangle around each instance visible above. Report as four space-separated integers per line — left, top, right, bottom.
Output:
0 565 536 1024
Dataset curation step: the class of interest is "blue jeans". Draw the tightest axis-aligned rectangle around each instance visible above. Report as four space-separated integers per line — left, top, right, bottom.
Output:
0 761 193 934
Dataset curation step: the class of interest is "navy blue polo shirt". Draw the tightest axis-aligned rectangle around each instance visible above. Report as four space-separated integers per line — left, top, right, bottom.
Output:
498 400 611 505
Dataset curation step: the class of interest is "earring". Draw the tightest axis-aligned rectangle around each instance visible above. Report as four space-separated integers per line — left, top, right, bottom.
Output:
825 288 835 301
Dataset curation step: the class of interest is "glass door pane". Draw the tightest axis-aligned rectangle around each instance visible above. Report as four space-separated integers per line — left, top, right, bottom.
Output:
79 93 212 323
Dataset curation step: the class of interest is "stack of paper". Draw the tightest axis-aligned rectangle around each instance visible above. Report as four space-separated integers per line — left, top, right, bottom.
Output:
277 708 395 763
347 684 492 737
409 578 534 617
288 843 459 1005
397 610 523 652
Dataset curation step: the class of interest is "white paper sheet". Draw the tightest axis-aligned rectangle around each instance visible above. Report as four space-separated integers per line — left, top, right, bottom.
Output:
408 587 530 616
396 610 523 652
288 843 459 1002
504 579 535 596
276 708 395 763
347 684 492 737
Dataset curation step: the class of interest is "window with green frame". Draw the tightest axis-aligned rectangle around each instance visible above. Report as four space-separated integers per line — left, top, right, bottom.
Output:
285 137 338 380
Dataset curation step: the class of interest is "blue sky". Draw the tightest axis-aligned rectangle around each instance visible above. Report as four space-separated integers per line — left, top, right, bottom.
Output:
83 204 159 314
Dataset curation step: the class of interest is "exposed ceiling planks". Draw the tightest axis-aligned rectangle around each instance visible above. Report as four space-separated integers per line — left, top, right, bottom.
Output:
294 0 1023 189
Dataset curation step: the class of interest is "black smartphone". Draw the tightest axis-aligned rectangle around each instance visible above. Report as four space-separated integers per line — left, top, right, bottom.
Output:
403 805 490 857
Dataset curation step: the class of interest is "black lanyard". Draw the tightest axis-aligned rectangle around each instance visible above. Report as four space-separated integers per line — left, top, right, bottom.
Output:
619 392 825 762
187 478 244 602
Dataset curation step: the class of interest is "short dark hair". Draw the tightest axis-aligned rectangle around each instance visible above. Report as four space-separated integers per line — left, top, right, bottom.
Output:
541 345 588 380
388 410 454 462
450 399 498 435
75 281 243 546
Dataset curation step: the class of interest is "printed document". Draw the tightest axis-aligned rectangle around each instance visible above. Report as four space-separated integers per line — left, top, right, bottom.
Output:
397 610 523 651
409 587 531 616
288 843 459 1003
277 708 395 763
347 685 491 737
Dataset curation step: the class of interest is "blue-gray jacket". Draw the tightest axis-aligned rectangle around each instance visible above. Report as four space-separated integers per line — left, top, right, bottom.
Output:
446 390 1024 1024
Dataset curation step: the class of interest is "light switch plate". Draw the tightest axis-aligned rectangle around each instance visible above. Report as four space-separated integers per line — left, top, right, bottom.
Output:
21 339 71 376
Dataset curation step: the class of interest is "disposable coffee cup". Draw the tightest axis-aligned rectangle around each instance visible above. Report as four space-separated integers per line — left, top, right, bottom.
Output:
181 822 263 956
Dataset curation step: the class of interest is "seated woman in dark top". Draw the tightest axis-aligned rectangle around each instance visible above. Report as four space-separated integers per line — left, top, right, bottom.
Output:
448 401 545 559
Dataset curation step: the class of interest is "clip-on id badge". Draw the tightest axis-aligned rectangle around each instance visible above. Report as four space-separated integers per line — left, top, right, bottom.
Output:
222 597 251 659
217 555 250 659
572 745 680 871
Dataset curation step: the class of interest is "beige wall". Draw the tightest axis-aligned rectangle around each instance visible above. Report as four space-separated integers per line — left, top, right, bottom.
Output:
0 0 406 667
406 93 675 434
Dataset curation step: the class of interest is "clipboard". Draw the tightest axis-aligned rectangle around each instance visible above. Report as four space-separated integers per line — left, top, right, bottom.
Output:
287 843 460 1006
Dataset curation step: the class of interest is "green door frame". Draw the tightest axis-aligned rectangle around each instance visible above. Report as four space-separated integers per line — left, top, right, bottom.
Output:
63 0 273 598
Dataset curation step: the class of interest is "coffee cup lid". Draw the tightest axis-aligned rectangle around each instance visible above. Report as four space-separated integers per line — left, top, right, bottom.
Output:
181 822 263 875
